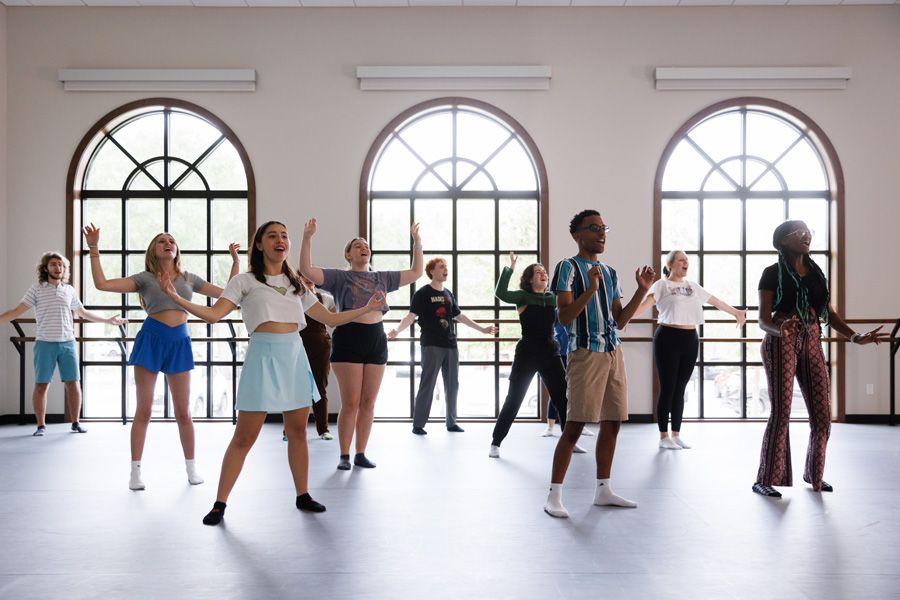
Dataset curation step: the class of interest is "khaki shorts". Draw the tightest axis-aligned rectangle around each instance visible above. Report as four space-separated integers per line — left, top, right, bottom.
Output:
566 347 628 423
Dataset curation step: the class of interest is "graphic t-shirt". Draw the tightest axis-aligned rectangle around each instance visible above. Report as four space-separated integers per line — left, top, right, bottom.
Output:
410 285 462 348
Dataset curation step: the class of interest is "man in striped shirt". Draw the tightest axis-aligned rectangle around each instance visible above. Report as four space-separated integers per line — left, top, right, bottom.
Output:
544 210 655 518
0 252 124 436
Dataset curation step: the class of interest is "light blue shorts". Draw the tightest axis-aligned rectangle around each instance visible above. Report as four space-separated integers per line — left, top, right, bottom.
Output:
237 332 320 413
128 318 194 375
34 340 80 384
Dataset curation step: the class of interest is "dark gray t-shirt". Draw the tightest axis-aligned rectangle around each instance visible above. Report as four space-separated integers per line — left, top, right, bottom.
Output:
129 271 207 314
320 269 400 315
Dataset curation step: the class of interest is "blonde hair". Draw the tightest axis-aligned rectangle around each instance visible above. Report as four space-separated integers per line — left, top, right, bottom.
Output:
37 252 70 284
144 233 184 278
663 250 685 278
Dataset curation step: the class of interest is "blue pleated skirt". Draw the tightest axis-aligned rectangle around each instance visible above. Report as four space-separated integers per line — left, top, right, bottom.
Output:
236 332 320 413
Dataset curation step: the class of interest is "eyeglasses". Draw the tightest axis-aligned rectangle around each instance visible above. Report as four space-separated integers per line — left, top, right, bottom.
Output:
577 224 611 233
784 228 814 240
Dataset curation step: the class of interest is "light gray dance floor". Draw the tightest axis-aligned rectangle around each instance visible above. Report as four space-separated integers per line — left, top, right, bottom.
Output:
1 420 898 600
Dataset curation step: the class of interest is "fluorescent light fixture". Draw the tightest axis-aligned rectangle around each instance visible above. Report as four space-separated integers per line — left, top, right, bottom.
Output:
356 65 551 91
655 67 852 90
58 69 257 92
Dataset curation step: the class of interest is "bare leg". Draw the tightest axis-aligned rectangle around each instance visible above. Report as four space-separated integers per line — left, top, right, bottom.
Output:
551 421 585 483
213 411 266 503
166 371 195 460
332 362 364 456
131 366 158 461
32 383 50 428
355 363 386 454
596 420 621 479
283 408 311 495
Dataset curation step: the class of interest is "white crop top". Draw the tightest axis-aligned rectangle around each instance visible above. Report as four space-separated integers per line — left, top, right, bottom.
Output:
648 278 711 326
220 273 318 334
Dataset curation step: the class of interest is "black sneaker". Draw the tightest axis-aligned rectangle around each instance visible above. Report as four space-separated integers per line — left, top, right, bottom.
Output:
412 427 427 435
296 494 327 513
446 425 465 433
71 423 88 433
33 426 46 437
752 482 782 498
353 453 377 469
337 457 352 471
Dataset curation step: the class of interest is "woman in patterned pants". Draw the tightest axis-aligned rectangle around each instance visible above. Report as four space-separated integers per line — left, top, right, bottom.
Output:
753 220 885 498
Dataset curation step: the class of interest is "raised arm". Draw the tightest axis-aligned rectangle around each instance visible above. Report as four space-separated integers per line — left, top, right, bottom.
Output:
228 243 241 281
387 312 417 340
707 296 747 326
74 307 126 325
158 273 236 324
299 218 326 286
83 223 138 293
634 293 656 317
0 303 29 323
455 313 498 335
398 223 424 287
612 266 655 330
495 253 526 305
306 292 386 327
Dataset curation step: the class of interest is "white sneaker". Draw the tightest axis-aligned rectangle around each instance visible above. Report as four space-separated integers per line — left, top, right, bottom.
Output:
580 427 595 437
129 469 145 491
659 437 681 450
573 443 588 454
540 427 555 437
672 436 691 449
489 445 500 458
319 431 334 440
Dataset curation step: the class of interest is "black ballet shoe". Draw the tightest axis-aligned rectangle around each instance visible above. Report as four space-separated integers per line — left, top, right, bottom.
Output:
296 493 326 513
202 501 227 526
752 482 782 498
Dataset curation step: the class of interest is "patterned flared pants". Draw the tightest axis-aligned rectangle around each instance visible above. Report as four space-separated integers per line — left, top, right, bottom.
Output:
757 321 832 489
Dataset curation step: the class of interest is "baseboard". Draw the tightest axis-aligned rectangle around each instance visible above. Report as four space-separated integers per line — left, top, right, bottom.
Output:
628 414 654 424
0 414 67 426
844 414 896 425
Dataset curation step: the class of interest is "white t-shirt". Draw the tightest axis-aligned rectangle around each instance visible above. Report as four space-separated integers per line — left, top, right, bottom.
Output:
648 278 711 326
22 282 84 342
220 273 318 334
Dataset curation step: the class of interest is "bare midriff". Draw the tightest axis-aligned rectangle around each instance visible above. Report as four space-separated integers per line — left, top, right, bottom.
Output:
660 323 697 331
254 321 300 334
148 309 190 327
351 311 383 325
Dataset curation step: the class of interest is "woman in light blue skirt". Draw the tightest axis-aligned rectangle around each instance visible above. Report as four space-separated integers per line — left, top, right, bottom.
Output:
161 221 385 526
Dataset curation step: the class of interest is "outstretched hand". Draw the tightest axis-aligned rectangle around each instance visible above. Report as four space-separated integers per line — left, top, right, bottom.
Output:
410 222 421 243
366 292 387 312
635 266 656 292
303 218 317 239
228 243 241 263
482 325 499 335
387 328 399 340
82 223 101 247
156 272 179 301
108 316 127 326
853 325 889 345
735 309 747 327
508 252 517 270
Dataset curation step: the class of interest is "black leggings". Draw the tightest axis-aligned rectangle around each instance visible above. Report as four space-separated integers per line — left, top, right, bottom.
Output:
492 342 567 447
653 326 699 433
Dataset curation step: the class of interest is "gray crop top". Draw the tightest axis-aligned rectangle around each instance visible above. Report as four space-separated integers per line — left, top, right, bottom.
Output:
320 269 400 314
129 271 207 314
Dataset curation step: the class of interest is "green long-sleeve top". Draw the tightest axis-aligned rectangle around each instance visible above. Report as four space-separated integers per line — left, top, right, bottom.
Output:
494 266 557 308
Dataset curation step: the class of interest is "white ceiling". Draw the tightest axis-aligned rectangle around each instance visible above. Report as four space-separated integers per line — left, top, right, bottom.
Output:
2 0 898 6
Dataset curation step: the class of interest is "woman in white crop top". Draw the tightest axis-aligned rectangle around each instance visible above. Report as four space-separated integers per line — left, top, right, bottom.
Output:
83 224 240 492
161 221 385 526
639 250 746 450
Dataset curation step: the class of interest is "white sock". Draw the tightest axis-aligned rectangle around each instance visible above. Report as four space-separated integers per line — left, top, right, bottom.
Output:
489 445 500 458
672 436 691 449
186 459 204 485
573 443 588 454
129 461 145 490
659 436 681 450
593 478 637 508
544 483 569 518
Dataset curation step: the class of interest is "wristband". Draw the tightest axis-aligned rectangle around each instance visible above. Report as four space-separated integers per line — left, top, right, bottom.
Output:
413 243 423 250
850 332 862 343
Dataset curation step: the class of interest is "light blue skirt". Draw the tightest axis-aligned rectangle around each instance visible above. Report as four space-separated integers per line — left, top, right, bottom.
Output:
237 332 320 413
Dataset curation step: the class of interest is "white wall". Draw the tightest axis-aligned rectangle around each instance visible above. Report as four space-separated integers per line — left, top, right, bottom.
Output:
0 5 9 419
4 6 900 417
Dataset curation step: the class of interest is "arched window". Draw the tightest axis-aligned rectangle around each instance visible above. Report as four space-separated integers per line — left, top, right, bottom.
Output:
361 98 548 420
66 98 255 421
654 97 843 420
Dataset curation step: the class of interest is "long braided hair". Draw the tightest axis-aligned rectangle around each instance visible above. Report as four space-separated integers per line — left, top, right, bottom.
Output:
249 221 306 296
772 220 829 327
